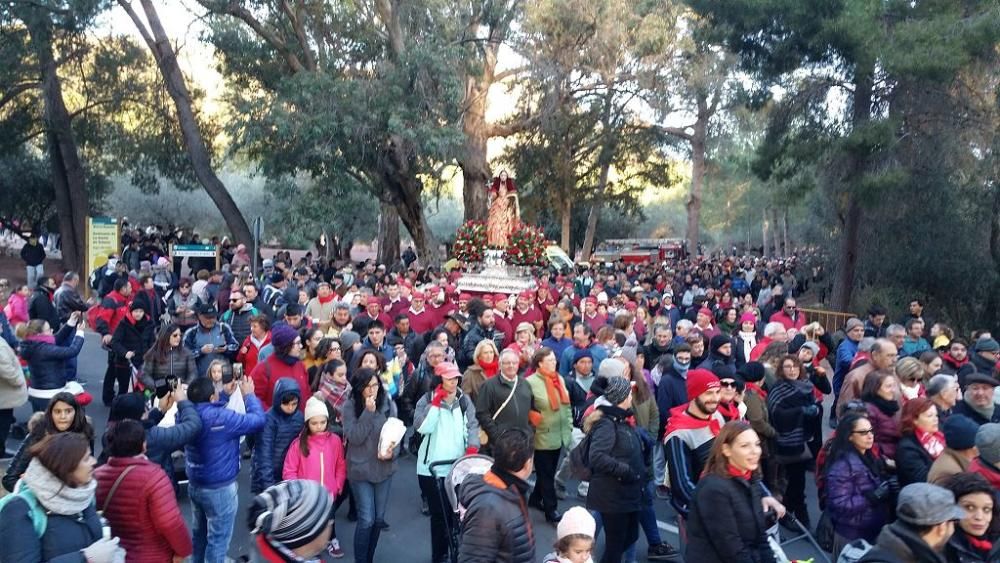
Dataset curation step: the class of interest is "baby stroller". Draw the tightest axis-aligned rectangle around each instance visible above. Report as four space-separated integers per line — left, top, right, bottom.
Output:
428 454 494 563
765 510 832 563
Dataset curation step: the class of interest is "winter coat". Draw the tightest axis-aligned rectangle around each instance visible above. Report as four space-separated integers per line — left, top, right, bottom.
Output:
53 284 87 326
185 392 266 488
655 364 688 439
585 406 645 514
92 290 129 337
894 432 934 486
859 521 949 563
460 322 504 371
944 530 1000 563
142 346 198 389
251 378 305 493
249 354 311 411
20 324 83 391
865 401 902 460
632 395 660 437
767 378 818 459
927 447 971 484
457 470 535 563
953 400 1000 426
110 314 154 366
221 305 258 349
145 399 202 481
20 242 45 266
525 372 573 451
282 432 347 497
4 292 28 324
341 395 398 484
28 287 57 329
685 474 777 563
413 389 479 476
0 337 27 410
474 374 535 444
95 456 192 562
182 322 238 376
460 363 490 404
400 358 436 424
0 488 102 563
743 388 775 446
825 450 891 543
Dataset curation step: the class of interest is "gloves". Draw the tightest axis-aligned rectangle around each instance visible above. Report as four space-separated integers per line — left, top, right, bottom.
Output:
886 475 900 495
430 386 448 407
465 446 479 455
865 481 892 503
82 537 120 563
801 404 820 418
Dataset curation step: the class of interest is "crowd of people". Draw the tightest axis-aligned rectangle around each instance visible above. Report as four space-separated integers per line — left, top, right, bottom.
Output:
0 228 998 563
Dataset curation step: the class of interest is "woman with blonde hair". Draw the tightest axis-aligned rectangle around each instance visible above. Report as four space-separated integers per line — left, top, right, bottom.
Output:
461 339 499 403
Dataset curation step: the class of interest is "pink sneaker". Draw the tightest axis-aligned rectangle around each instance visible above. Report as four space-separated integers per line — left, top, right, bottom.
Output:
327 538 345 558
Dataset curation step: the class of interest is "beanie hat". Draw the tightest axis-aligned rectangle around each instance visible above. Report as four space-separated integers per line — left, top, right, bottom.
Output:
434 362 462 380
109 392 146 422
304 396 328 423
976 339 1000 353
598 357 628 379
709 334 731 354
844 318 864 332
698 307 713 318
573 348 593 365
736 361 766 383
942 414 978 451
976 423 1000 465
686 369 720 401
739 312 757 326
271 324 299 353
557 506 596 541
799 341 820 356
249 480 334 550
603 376 631 405
338 330 361 350
269 272 284 284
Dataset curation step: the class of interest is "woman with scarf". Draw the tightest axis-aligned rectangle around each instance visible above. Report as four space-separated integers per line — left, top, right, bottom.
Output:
143 323 198 391
717 307 739 336
250 324 311 411
461 339 499 403
0 432 122 563
895 396 944 486
18 316 86 412
825 413 895 558
308 337 342 390
685 421 777 563
525 347 573 524
717 373 747 423
767 354 820 526
942 472 1000 562
108 301 154 404
3 391 94 492
862 369 903 460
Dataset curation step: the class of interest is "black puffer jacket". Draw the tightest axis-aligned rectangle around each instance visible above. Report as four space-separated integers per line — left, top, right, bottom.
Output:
110 314 154 367
894 433 934 486
27 287 57 329
685 474 777 563
457 469 535 563
585 405 645 514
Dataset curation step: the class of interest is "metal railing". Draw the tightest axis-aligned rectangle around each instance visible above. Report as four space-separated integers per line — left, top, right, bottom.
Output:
799 307 857 334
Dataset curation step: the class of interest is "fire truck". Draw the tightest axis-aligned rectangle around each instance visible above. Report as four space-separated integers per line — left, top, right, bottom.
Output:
591 238 688 265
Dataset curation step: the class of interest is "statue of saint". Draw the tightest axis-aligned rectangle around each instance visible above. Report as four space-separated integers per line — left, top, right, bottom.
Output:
486 170 519 248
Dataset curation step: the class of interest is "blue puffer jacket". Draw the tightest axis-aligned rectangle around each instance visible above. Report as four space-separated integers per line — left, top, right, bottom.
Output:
146 399 203 482
250 378 304 493
19 324 83 391
185 392 266 488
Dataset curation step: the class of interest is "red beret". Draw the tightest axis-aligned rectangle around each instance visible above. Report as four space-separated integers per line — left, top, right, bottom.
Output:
459 293 472 301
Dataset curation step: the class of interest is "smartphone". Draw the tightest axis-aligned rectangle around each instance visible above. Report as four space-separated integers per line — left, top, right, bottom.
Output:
232 363 244 381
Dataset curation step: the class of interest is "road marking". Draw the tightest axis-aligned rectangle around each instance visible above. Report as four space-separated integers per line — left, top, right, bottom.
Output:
657 520 679 534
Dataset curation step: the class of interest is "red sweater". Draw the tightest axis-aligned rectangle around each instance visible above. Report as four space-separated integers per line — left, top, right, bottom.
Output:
250 354 311 410
95 456 192 562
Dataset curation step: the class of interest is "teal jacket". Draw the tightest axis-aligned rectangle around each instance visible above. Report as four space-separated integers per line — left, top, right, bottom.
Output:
413 388 480 477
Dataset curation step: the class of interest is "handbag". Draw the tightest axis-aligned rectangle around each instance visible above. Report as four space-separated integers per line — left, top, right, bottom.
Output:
815 509 835 552
99 465 136 515
480 376 520 446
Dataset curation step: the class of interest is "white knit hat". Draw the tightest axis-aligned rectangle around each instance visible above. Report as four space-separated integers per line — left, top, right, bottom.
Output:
304 396 328 423
557 506 596 540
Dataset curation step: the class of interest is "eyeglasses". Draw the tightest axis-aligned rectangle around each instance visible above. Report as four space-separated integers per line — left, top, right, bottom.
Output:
851 428 875 435
365 382 381 390
330 346 341 352
719 381 737 388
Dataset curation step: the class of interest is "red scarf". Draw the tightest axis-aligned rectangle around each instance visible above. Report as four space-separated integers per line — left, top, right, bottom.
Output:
727 464 752 480
745 382 767 400
717 401 741 422
538 367 570 411
478 357 499 378
915 428 946 459
663 404 723 438
318 293 336 305
967 534 993 552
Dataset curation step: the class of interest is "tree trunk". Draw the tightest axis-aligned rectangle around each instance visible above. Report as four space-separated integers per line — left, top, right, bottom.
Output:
459 52 495 222
686 121 707 256
376 201 400 265
782 209 790 257
581 203 600 262
560 198 572 253
772 208 783 257
761 208 770 258
581 85 616 262
123 0 252 246
30 16 87 273
831 66 874 312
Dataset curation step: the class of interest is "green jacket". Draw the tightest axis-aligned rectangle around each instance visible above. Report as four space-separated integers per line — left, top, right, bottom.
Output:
526 373 573 451
632 395 660 437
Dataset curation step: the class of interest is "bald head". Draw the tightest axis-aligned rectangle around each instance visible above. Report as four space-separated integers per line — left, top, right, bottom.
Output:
871 338 899 370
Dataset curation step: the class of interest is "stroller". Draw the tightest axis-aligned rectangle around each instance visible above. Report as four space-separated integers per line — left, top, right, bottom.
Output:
428 454 494 563
764 510 832 563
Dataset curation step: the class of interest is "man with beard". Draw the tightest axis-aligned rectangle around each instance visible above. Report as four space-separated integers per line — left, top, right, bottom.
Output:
460 299 503 371
939 339 970 375
327 302 354 338
663 369 724 517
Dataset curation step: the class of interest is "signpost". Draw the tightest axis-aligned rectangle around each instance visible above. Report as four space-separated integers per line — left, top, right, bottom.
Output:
85 216 119 299
171 244 221 272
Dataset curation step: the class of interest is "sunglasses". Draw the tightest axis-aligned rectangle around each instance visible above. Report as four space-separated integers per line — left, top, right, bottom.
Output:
851 428 875 435
719 380 737 388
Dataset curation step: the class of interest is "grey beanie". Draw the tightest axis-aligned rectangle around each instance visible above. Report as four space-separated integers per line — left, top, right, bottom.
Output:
603 376 631 405
598 357 628 379
249 480 334 550
338 330 361 350
845 318 864 332
976 423 1000 465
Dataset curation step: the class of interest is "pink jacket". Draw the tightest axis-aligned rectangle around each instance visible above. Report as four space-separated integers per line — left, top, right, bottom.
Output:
283 432 347 497
3 293 28 325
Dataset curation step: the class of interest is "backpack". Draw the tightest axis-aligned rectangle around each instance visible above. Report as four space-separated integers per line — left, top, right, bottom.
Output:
0 485 49 536
568 417 616 481
836 539 874 563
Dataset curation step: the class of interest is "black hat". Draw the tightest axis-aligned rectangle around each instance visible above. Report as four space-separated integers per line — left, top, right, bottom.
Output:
964 372 999 389
110 392 146 422
197 303 218 316
736 361 766 383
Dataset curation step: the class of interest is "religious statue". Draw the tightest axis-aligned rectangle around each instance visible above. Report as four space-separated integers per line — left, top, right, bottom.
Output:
486 170 520 248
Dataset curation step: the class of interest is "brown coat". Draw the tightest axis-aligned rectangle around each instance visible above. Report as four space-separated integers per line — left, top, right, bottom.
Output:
462 364 489 403
927 448 972 484
837 363 874 409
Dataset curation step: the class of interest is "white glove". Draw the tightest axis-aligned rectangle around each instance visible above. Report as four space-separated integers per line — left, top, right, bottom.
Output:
82 537 120 563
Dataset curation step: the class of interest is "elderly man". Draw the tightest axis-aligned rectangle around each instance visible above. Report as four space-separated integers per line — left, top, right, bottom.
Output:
749 321 788 361
182 303 239 376
474 349 535 447
953 373 1000 426
836 338 899 411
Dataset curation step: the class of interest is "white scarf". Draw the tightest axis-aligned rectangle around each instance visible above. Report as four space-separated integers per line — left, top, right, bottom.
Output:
22 458 96 515
739 331 757 361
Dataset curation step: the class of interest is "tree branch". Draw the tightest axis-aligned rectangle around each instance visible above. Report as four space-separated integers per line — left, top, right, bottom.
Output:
196 0 307 73
0 81 40 111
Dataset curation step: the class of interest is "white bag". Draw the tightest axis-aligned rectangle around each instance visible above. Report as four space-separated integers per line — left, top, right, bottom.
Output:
378 416 406 458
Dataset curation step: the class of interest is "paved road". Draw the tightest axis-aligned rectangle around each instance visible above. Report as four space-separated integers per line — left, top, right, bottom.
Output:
3 334 831 562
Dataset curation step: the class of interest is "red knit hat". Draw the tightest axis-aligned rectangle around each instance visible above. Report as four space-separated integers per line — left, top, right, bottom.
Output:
686 369 720 401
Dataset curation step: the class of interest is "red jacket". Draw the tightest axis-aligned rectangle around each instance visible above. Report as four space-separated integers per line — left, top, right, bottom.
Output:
95 456 192 562
250 354 311 410
237 332 271 378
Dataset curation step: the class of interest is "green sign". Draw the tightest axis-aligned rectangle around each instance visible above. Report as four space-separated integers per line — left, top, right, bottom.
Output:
173 244 218 258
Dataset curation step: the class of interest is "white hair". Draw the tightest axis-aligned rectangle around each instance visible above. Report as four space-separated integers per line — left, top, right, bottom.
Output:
676 319 694 332
763 322 786 338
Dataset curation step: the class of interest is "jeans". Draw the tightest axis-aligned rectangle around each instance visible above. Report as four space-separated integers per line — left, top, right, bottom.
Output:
652 441 666 486
418 474 455 562
189 481 238 563
638 480 663 546
25 264 43 289
353 478 392 563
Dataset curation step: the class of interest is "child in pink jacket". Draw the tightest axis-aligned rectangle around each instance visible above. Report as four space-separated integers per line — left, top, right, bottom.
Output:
284 396 348 558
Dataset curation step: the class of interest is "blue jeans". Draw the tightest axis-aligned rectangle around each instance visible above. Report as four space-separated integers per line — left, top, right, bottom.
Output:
653 441 666 486
189 481 238 563
352 478 392 563
638 480 663 546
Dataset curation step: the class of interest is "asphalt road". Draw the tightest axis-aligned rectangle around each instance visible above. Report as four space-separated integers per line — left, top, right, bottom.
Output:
2 334 831 562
